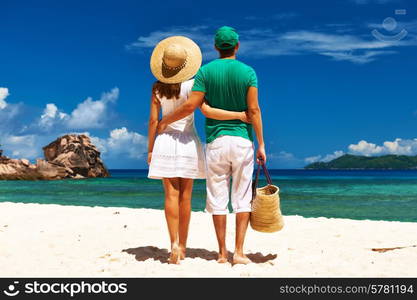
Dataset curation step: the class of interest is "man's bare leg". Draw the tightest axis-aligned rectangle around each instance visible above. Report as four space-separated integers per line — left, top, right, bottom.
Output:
212 215 228 263
233 212 251 264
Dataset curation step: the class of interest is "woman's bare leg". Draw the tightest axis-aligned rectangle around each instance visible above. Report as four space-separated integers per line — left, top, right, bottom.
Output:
162 177 181 264
178 178 193 259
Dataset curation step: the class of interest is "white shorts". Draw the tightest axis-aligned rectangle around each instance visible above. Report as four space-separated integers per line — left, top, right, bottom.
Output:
205 135 254 215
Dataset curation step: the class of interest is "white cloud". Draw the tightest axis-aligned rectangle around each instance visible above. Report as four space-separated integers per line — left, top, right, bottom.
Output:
305 150 345 163
67 87 119 129
128 23 417 64
323 150 345 162
319 50 396 63
306 138 417 165
280 30 410 63
270 151 296 160
0 87 9 109
32 87 119 132
0 103 21 125
1 126 147 164
304 155 323 164
67 97 106 129
0 88 22 132
88 127 147 160
0 88 26 134
127 25 208 50
0 85 146 168
106 127 147 159
126 26 218 59
282 30 389 52
39 103 69 130
1 134 41 159
348 138 417 156
268 151 305 168
43 103 58 118
348 140 384 156
97 87 119 104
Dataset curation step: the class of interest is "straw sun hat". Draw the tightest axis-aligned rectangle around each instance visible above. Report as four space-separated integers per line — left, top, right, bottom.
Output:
150 36 202 84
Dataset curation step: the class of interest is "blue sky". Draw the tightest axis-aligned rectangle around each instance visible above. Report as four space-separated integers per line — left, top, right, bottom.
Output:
1 0 417 168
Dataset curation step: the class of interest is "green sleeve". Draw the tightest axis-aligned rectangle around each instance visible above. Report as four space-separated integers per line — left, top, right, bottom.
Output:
191 68 206 92
248 67 258 88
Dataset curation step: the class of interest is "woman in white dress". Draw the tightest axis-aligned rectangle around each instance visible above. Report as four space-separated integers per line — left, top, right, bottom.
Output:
147 36 248 264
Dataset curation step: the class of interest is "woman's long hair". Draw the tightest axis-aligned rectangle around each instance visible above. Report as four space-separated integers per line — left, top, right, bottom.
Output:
152 81 181 100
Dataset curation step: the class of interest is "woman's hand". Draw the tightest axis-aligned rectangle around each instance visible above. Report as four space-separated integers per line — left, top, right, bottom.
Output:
147 152 152 165
239 111 251 124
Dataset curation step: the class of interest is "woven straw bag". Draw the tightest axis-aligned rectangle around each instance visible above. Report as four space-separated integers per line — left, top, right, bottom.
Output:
250 162 284 233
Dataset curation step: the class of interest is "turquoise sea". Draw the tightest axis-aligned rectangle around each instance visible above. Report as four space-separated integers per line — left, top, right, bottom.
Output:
1 169 416 222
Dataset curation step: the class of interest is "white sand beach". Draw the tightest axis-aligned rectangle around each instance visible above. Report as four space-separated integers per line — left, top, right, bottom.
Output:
0 202 416 277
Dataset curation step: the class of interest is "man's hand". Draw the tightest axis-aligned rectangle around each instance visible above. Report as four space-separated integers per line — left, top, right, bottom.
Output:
158 91 205 132
256 144 266 164
239 111 251 124
157 120 167 134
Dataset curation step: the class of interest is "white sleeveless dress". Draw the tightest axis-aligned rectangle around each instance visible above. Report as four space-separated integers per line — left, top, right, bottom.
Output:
148 79 206 179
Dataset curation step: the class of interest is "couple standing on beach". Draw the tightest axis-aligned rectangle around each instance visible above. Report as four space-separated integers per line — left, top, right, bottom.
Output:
147 26 266 265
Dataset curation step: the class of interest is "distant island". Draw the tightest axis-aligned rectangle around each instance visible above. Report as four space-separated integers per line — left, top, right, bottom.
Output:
305 154 417 170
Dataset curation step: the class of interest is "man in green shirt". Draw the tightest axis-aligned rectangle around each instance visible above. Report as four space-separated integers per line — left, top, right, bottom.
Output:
158 26 266 265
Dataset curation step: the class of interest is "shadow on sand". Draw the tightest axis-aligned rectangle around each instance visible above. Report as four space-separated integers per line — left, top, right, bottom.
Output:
122 246 277 264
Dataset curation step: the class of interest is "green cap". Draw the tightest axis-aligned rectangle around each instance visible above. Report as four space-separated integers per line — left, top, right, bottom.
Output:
215 26 239 50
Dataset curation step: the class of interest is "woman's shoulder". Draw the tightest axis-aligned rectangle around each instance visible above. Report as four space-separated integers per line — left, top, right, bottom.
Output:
180 79 194 94
181 79 194 89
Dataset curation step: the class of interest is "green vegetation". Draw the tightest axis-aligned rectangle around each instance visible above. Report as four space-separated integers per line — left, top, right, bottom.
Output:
305 154 417 170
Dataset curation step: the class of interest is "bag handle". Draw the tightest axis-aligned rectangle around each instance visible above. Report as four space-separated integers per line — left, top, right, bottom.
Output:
252 159 273 199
